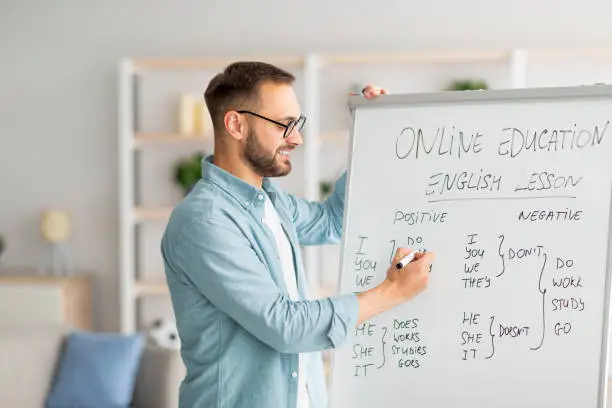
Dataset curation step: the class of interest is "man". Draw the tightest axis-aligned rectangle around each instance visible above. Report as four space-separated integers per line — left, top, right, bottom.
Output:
161 61 435 408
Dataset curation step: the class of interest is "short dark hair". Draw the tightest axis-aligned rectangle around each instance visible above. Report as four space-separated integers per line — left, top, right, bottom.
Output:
204 61 295 133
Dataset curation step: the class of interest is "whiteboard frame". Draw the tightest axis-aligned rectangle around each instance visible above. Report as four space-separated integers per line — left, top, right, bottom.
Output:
348 84 612 107
333 84 612 408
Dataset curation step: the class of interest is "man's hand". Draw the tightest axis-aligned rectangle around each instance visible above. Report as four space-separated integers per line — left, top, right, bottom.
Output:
361 84 389 99
386 248 434 302
356 247 435 325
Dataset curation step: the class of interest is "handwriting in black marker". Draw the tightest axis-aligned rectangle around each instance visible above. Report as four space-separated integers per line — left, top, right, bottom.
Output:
497 234 505 278
514 171 583 193
485 315 495 359
518 208 583 222
428 195 576 204
356 236 367 255
393 210 448 225
395 126 485 161
425 170 502 196
531 252 548 351
389 239 396 265
497 121 608 159
378 326 388 369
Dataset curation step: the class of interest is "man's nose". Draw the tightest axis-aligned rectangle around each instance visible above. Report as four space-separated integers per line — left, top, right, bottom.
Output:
286 129 303 145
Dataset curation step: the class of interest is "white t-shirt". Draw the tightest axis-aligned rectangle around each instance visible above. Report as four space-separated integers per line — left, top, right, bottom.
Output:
263 194 310 408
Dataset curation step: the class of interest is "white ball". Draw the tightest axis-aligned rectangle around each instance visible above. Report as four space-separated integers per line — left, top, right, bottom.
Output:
149 318 181 350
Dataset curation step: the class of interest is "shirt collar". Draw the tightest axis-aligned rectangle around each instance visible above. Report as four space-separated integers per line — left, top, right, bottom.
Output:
201 155 279 210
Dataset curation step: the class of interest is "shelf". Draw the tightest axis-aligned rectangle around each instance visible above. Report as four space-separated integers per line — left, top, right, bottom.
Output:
130 49 612 72
130 51 524 72
135 279 169 297
322 50 511 65
134 133 213 148
134 206 173 222
528 47 612 60
133 56 305 71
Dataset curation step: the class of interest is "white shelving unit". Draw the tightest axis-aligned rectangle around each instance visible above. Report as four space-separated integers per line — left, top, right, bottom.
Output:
118 48 612 333
118 55 317 333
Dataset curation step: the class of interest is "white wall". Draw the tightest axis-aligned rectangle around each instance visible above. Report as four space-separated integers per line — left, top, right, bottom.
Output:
1 0 612 332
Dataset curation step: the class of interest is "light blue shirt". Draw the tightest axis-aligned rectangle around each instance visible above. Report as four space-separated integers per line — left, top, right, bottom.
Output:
161 156 359 408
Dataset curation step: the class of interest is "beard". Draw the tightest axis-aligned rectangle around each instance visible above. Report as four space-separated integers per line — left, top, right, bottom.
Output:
243 127 292 177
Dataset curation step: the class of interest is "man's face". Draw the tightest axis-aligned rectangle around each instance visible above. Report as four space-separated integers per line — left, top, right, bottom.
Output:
242 82 303 178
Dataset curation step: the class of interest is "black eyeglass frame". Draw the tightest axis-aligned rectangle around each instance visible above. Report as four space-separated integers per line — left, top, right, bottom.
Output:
237 110 306 139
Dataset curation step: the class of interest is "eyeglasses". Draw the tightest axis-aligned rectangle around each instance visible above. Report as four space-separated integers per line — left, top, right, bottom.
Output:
237 110 306 139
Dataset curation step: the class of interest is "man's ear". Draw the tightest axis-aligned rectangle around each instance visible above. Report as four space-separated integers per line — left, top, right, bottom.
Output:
224 111 245 141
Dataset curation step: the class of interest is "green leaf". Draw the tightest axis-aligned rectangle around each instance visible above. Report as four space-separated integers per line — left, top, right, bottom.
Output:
174 152 206 195
446 79 489 91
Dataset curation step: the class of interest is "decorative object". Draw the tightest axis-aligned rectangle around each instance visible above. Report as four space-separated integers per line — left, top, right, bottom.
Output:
148 318 180 350
45 331 145 408
179 93 211 136
39 210 74 276
446 79 489 91
174 152 206 195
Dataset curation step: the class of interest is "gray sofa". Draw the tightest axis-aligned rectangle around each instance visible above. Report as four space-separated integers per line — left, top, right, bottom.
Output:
0 324 185 408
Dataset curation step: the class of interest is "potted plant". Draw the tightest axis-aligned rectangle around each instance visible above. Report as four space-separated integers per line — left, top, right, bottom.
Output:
174 152 206 195
446 79 489 91
319 181 333 199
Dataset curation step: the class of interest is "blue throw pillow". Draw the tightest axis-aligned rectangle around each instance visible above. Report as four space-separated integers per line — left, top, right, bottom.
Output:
46 331 145 408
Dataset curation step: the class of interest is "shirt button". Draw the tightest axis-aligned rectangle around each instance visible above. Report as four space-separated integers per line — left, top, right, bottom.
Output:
258 194 264 200
291 372 298 378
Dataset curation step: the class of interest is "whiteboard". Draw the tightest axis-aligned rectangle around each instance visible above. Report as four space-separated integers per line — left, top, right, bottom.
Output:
330 86 612 408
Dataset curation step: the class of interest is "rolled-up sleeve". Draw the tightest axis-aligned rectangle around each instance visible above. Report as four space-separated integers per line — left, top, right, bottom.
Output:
171 216 358 354
327 294 359 347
